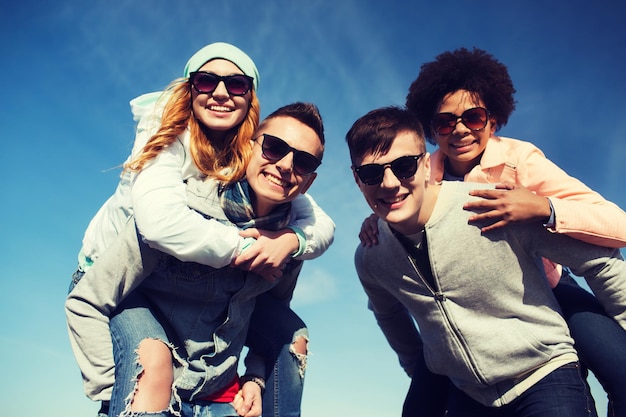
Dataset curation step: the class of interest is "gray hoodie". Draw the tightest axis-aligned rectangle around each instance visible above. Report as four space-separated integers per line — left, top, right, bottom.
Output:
355 181 626 406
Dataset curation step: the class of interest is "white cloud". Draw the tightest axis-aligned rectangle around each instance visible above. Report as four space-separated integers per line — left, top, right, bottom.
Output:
292 266 338 306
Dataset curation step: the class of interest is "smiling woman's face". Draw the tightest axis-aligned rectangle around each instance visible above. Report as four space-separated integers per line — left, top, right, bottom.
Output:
434 89 496 177
191 59 251 139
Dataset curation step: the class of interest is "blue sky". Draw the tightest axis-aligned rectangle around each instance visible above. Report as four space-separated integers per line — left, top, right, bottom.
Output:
1 1 625 416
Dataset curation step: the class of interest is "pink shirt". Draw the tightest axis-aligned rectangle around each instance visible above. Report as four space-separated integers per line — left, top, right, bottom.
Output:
430 136 626 286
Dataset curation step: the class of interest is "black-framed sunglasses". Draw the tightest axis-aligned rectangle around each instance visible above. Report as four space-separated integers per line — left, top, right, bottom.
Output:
353 154 425 186
189 71 254 96
255 134 322 175
431 107 490 135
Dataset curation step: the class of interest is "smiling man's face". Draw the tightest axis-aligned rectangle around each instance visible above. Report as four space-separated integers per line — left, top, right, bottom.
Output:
246 116 323 216
354 130 430 236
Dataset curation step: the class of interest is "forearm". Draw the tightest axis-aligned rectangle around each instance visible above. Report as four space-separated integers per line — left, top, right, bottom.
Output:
65 221 159 399
549 197 626 248
65 280 115 401
243 350 266 381
289 193 335 260
132 146 243 267
361 277 423 375
534 229 626 330
517 148 626 248
579 250 626 330
373 305 424 376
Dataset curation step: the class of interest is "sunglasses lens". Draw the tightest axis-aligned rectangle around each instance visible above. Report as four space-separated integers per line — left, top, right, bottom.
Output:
432 114 457 135
191 73 219 93
262 135 290 160
223 76 252 95
432 107 488 134
462 108 488 130
356 165 383 185
356 155 421 185
294 153 321 175
391 156 418 179
261 135 320 175
190 72 252 96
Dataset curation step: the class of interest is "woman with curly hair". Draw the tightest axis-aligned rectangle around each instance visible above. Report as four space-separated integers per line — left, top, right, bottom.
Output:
361 47 626 416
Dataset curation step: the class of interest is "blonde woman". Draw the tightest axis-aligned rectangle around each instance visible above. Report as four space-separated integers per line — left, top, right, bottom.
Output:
69 43 334 417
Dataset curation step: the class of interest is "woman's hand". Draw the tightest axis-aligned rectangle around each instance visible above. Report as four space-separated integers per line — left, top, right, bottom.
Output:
232 381 262 417
359 213 380 247
465 182 552 232
231 228 297 282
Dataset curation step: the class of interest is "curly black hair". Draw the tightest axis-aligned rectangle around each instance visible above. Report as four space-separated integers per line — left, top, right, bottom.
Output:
406 47 517 144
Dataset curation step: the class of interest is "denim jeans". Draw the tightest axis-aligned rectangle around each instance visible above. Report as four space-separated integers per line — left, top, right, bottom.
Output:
246 292 308 417
108 292 248 417
446 363 594 417
108 290 171 417
107 290 307 417
179 401 238 417
402 350 448 417
553 272 626 417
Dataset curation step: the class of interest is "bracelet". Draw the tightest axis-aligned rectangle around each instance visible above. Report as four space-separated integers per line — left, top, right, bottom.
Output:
543 198 556 228
286 226 306 257
240 375 265 392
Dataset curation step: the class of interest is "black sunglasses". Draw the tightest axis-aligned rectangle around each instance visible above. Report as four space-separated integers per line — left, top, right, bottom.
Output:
189 71 254 96
431 107 490 135
256 134 321 175
354 154 425 185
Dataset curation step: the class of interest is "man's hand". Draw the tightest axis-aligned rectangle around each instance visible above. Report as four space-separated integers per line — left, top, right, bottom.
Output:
465 182 552 232
359 213 379 247
231 228 297 282
232 381 262 417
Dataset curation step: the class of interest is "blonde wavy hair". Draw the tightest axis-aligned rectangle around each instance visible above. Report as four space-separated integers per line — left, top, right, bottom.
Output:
125 78 260 185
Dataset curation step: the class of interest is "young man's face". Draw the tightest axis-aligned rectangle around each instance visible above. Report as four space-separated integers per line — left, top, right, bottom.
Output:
353 131 430 235
246 116 323 216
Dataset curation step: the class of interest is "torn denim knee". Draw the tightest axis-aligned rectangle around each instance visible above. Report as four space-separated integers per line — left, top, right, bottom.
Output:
119 338 184 417
290 328 309 379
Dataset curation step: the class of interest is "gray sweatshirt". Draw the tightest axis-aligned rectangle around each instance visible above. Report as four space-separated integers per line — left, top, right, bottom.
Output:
355 181 626 406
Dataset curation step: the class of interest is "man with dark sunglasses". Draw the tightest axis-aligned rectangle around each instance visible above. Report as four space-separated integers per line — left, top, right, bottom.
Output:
66 102 330 417
346 106 626 417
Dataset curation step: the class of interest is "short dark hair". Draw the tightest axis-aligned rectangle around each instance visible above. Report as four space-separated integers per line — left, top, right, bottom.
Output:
406 47 516 144
345 106 425 166
263 102 325 148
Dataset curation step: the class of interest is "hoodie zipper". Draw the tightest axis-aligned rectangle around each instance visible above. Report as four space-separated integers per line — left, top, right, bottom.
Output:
406 252 488 385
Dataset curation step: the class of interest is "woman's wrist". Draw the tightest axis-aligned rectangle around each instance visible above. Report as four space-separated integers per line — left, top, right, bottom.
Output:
286 226 306 257
542 198 555 228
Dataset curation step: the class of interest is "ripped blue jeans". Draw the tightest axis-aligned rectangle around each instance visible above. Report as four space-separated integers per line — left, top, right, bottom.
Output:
246 292 308 417
108 290 307 417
